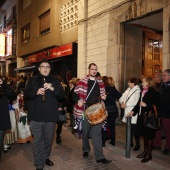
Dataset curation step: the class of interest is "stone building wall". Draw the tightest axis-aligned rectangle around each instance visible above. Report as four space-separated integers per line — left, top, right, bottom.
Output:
78 0 170 90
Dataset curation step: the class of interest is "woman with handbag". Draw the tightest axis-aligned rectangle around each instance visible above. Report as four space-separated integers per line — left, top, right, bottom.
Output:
126 77 159 163
119 77 141 151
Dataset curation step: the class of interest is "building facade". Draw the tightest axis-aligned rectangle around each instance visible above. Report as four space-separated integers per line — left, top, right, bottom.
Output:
78 0 169 90
0 0 170 90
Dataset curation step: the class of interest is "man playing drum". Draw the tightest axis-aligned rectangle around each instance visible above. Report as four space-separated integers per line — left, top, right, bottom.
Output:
73 63 112 164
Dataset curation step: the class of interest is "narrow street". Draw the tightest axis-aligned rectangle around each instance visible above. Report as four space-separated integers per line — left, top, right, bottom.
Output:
0 119 170 170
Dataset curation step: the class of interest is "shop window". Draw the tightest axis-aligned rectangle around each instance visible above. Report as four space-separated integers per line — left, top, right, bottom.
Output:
39 10 50 36
21 24 30 44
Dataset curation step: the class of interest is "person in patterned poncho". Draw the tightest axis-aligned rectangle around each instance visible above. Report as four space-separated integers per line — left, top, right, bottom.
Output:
73 63 112 164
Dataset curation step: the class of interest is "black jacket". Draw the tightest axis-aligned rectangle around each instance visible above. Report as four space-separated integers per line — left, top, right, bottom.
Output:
24 74 65 122
159 81 170 118
132 87 159 138
0 82 17 130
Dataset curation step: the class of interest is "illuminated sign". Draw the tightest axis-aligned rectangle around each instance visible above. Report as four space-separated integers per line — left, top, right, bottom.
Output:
28 43 73 63
0 33 6 56
6 29 12 56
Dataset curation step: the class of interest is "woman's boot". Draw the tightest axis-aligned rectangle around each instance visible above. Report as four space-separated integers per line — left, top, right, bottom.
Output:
136 138 148 158
141 139 153 163
56 136 62 144
133 135 140 151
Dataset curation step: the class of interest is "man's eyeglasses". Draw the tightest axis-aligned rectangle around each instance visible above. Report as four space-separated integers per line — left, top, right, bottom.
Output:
39 66 50 69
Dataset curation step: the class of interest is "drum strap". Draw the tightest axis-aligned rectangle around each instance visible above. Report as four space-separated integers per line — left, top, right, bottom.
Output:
86 80 96 100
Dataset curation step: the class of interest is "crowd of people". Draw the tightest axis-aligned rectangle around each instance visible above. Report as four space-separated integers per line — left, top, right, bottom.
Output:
0 59 170 169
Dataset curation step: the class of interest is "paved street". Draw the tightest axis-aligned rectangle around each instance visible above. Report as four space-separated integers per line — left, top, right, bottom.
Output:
0 119 170 170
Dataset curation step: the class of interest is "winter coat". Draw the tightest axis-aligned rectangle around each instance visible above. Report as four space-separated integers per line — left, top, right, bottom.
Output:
119 85 140 124
132 87 159 139
0 83 17 130
104 85 121 117
24 74 65 122
159 81 170 118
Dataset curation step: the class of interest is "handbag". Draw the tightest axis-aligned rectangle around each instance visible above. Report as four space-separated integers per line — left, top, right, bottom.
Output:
144 105 161 130
58 109 66 122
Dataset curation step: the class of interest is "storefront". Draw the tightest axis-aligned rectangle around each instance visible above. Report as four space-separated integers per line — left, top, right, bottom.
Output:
26 43 77 83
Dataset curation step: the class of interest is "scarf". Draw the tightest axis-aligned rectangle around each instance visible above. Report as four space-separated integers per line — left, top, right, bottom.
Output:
74 76 105 117
142 87 148 96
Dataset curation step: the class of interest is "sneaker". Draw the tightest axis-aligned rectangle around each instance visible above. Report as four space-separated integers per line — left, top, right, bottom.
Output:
74 125 78 129
96 158 112 164
83 152 89 158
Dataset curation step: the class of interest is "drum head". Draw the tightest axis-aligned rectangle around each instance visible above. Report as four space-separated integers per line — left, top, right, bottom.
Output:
85 103 102 114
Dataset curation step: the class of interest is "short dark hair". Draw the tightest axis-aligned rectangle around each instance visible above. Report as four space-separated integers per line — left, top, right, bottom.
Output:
37 58 53 69
88 63 97 70
128 77 138 85
163 69 170 75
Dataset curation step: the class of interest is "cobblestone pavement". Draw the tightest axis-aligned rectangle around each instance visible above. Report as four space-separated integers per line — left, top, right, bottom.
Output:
0 120 170 170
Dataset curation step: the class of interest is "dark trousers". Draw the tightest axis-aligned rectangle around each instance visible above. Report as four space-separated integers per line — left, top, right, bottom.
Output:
56 121 63 138
107 115 117 144
82 116 105 160
162 118 170 150
131 124 140 146
30 121 56 169
0 130 5 160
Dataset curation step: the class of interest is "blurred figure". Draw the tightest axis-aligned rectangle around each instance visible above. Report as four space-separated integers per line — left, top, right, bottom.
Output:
102 76 121 146
3 99 18 153
153 75 162 150
0 76 17 161
119 78 141 151
56 97 67 144
67 79 75 127
126 77 159 163
159 69 170 154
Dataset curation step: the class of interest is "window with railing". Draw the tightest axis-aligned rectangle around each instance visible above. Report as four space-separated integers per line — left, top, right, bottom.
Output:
39 10 50 36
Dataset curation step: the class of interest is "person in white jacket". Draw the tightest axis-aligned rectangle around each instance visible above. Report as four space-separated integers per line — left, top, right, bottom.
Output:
119 77 141 151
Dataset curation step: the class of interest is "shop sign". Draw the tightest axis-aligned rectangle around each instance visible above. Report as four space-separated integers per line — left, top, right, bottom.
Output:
28 43 73 64
6 29 12 56
0 33 6 56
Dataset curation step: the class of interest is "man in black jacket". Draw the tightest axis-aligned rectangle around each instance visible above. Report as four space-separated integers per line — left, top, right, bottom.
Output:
160 69 170 154
24 59 65 170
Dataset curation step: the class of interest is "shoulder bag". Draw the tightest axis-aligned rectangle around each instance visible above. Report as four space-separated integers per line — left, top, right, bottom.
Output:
144 105 161 130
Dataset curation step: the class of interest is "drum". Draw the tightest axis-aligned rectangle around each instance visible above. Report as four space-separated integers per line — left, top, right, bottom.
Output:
84 103 108 125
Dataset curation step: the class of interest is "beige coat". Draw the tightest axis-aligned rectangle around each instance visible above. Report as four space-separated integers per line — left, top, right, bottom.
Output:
119 85 141 124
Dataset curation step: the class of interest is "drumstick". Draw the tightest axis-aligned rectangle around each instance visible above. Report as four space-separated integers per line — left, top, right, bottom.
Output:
92 93 109 100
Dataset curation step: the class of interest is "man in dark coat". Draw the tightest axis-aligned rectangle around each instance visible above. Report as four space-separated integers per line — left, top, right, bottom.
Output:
0 77 17 161
24 59 65 170
160 69 170 154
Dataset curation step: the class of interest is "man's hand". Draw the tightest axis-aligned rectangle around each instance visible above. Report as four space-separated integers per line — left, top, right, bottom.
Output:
37 88 46 95
101 94 107 100
78 99 85 107
44 83 54 91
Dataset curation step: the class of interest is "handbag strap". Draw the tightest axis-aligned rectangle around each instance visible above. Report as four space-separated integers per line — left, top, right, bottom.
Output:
125 89 138 103
153 105 158 118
